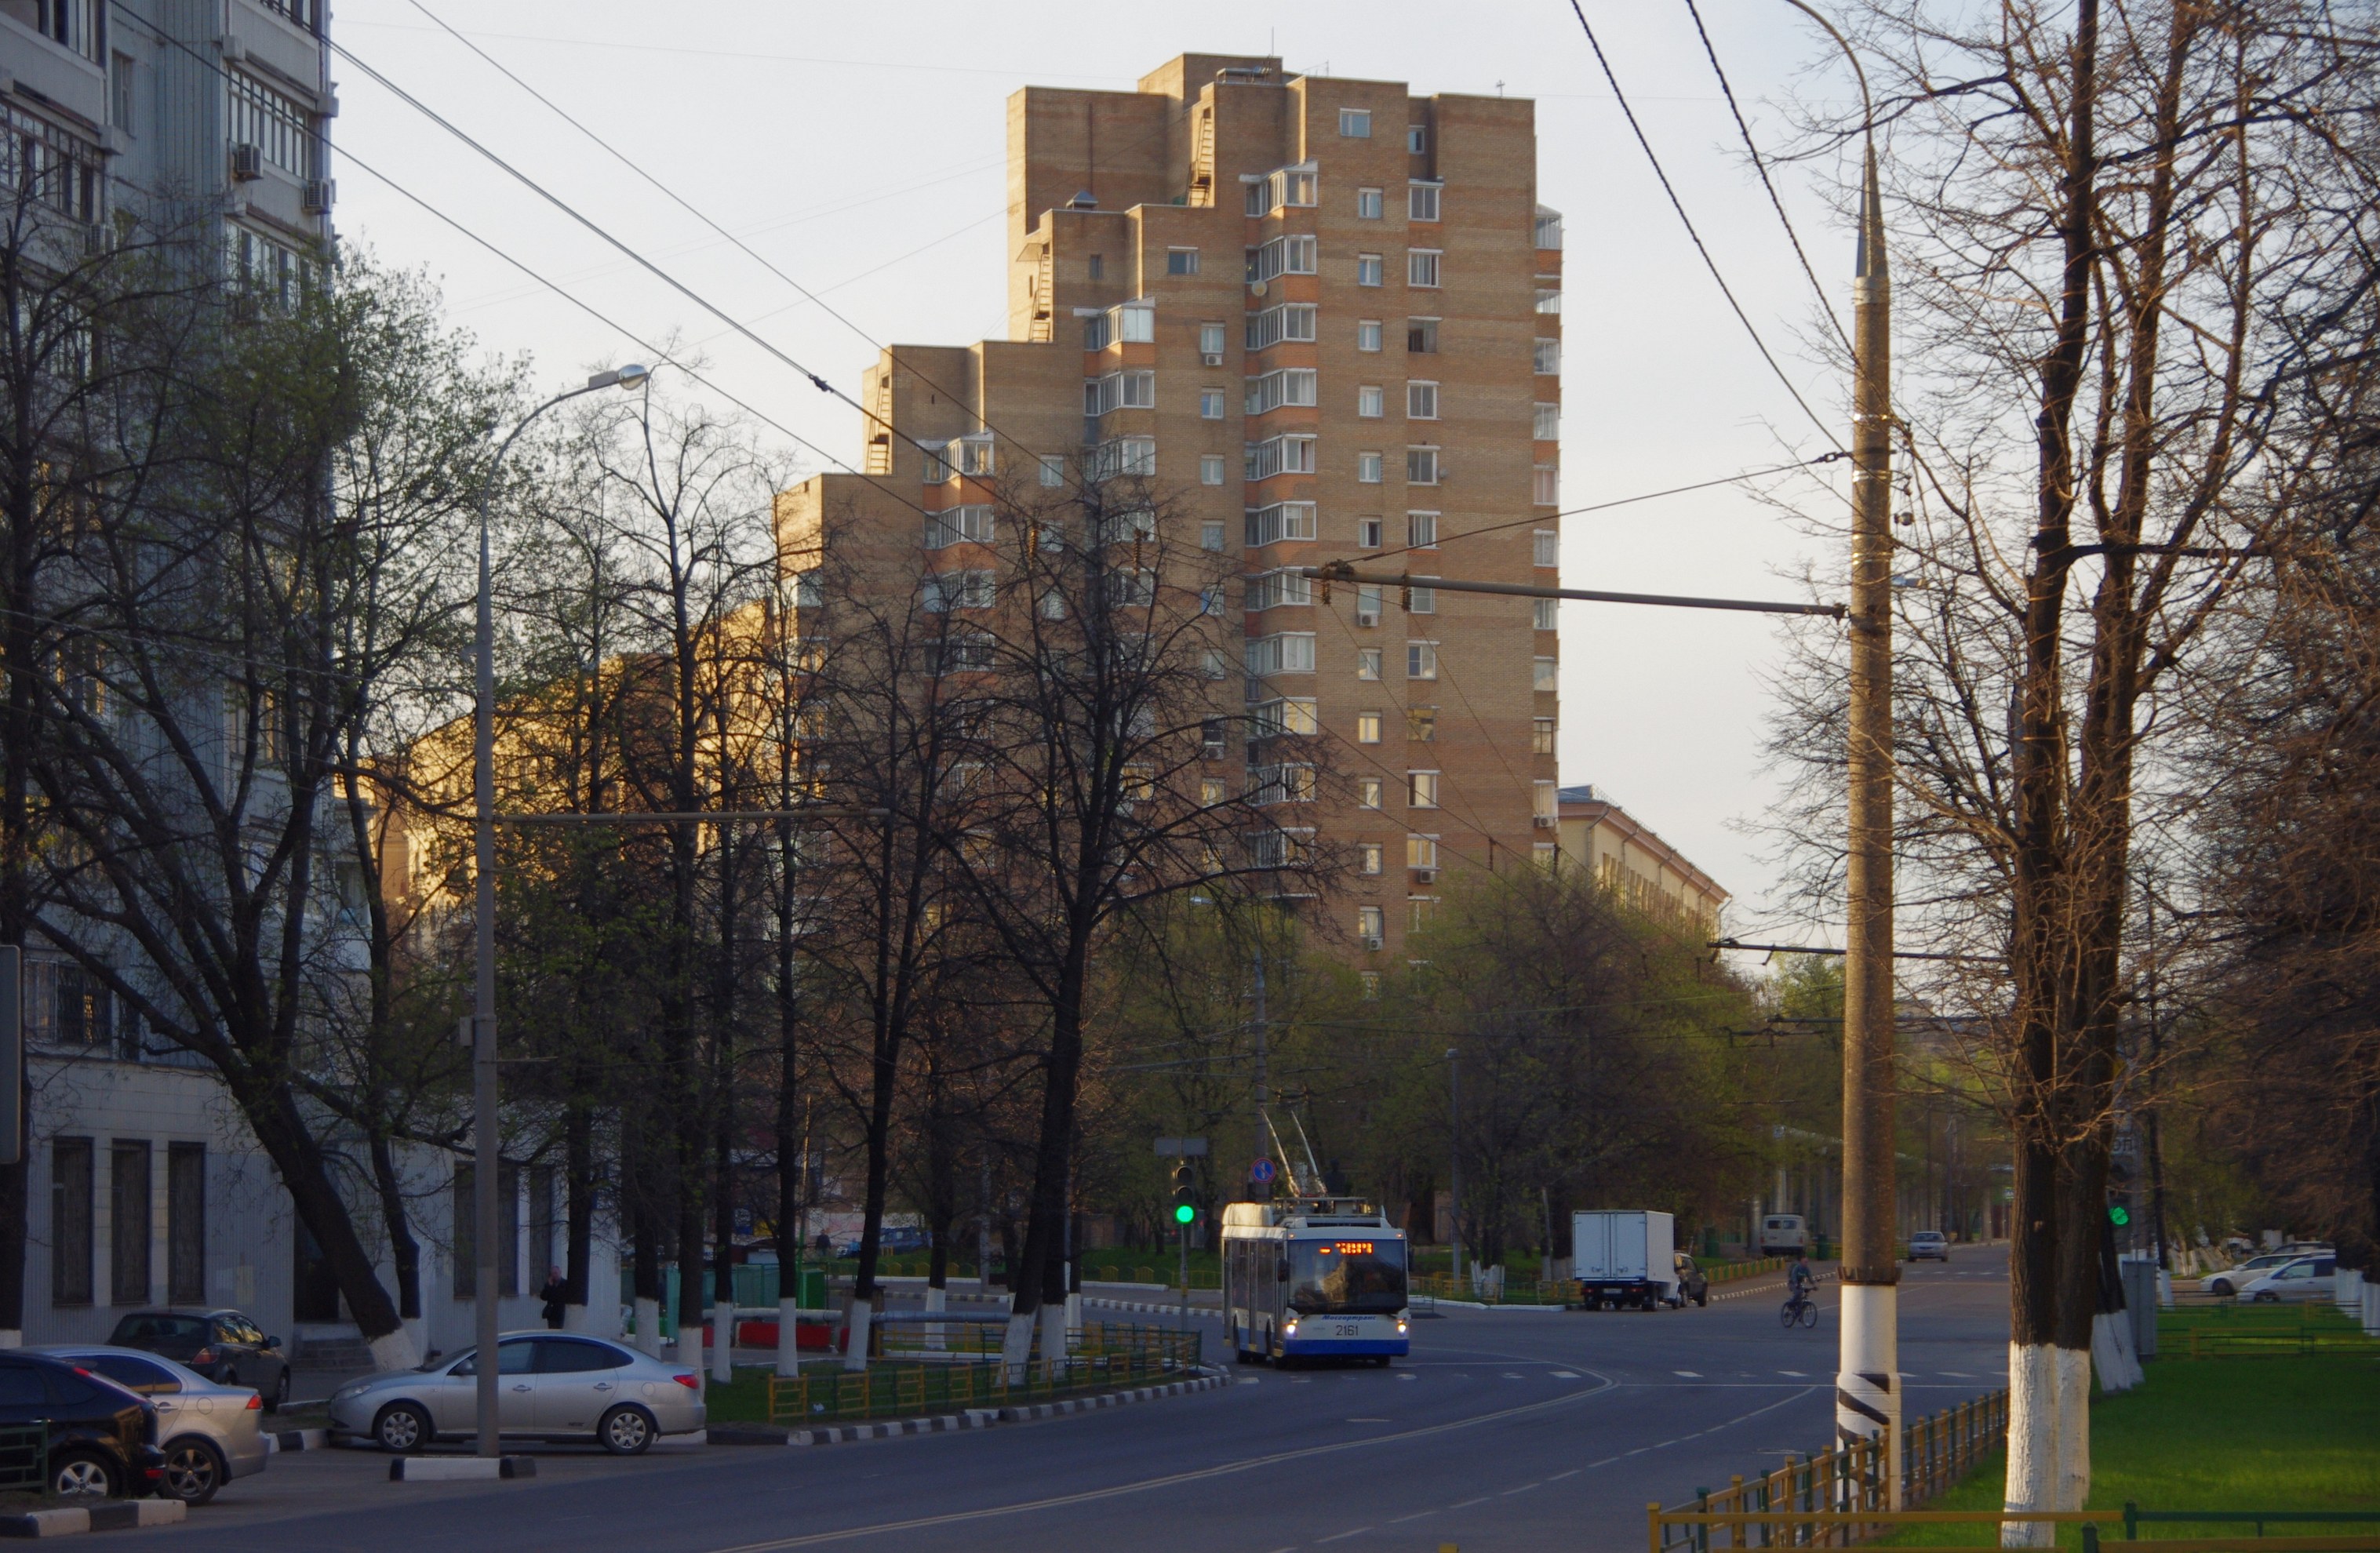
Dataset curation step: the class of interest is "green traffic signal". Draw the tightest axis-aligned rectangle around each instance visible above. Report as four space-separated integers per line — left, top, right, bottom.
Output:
1174 1202 1196 1225
2109 1205 2131 1226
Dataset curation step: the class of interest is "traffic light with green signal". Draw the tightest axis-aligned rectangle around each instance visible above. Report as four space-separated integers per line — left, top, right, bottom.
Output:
1172 1163 1196 1226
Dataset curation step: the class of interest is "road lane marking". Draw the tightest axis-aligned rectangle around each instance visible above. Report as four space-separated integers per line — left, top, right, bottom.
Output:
1548 1469 1580 1480
1674 1369 1701 1377
1940 1370 1974 1377
1316 1528 1374 1544
1778 1369 1809 1377
1347 1418 1391 1423
1387 1511 1436 1524
1396 1374 1417 1381
1552 1370 1580 1379
701 1369 1623 1551
1449 1497 1494 1509
1503 1483 1541 1495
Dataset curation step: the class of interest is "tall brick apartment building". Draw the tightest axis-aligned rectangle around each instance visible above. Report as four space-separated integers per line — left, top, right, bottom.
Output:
777 53 1563 962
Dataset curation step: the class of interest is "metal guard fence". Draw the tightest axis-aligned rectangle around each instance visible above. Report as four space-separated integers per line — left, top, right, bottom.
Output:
0 1423 43 1497
1651 1389 2010 1551
765 1323 1199 1425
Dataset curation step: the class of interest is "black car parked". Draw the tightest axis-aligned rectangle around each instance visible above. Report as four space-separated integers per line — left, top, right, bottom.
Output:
107 1311 292 1412
0 1352 166 1499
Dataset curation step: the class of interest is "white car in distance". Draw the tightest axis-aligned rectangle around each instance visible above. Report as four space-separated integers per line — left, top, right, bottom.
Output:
2236 1255 2336 1304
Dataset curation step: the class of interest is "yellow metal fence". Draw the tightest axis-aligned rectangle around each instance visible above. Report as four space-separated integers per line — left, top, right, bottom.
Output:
764 1322 1199 1426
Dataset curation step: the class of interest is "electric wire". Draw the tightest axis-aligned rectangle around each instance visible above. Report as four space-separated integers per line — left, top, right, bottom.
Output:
1562 0 1843 449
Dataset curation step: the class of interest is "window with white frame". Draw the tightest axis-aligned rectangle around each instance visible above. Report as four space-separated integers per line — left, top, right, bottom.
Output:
1270 166 1319 208
1359 843 1384 877
1534 465 1560 505
1039 454 1065 487
1245 368 1319 416
1201 648 1230 680
958 438 994 475
1357 648 1383 681
1407 381 1439 419
1358 516 1384 548
1250 234 1319 282
1407 511 1439 548
1407 834 1439 869
1199 321 1227 358
1407 317 1439 354
1534 598 1558 630
1358 904 1385 946
1244 569 1314 613
1534 780 1559 826
1407 772 1440 809
1534 717 1556 755
1358 385 1384 419
1535 206 1564 248
1244 501 1317 546
920 442 952 483
1200 388 1225 420
1356 253 1384 287
1356 186 1383 220
1201 520 1225 551
923 570 996 613
1245 177 1268 217
1110 300 1155 342
1247 826 1313 866
1534 656 1559 692
1357 319 1384 352
1250 697 1319 736
1407 447 1439 484
1356 710 1383 744
1356 452 1384 485
1356 584 1383 626
1246 435 1318 482
1092 437 1157 478
1534 337 1561 374
1408 181 1442 221
1086 371 1156 416
1339 107 1372 138
1407 249 1442 287
923 505 995 549
1245 632 1317 676
1534 402 1560 441
1407 578 1436 615
1167 247 1199 275
1407 706 1437 743
1200 455 1226 486
1536 286 1562 315
1407 641 1438 679
1097 506 1157 546
1246 303 1318 351
1407 124 1428 154
1358 776 1385 809
1534 529 1559 567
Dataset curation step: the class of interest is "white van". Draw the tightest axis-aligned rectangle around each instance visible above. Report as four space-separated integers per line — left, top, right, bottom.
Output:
1759 1214 1808 1256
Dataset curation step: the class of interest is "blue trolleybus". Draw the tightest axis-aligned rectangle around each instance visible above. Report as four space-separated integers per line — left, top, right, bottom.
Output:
1221 1199 1410 1366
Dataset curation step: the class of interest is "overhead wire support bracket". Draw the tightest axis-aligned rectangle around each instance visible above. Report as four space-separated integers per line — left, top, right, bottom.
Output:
1301 563 1845 620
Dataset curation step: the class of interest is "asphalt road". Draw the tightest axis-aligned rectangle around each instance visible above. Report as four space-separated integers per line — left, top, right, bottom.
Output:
100 1251 2011 1553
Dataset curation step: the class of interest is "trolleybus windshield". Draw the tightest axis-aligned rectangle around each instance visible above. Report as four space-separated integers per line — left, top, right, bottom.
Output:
1286 1238 1407 1315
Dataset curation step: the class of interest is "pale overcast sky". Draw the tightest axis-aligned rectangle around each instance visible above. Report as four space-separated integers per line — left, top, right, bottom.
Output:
328 0 1869 942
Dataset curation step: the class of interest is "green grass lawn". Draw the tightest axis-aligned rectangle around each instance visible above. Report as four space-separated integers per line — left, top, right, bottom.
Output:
1879 1353 2380 1545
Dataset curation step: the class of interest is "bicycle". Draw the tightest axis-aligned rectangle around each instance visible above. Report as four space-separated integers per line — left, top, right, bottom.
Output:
1780 1290 1819 1329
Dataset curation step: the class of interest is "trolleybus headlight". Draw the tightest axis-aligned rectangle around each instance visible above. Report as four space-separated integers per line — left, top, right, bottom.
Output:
1283 1319 1298 1337
1396 1318 1408 1334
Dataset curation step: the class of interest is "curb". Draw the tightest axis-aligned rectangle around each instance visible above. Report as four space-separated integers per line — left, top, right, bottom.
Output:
1080 1297 1220 1318
264 1428 329 1455
388 1454 537 1482
785 1372 1231 1446
0 1500 186 1538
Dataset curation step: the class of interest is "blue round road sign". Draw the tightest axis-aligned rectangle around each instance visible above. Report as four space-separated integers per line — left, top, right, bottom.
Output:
1250 1159 1276 1184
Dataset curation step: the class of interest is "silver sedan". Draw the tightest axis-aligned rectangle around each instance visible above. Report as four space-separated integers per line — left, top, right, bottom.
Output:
326 1333 704 1456
35 1345 267 1505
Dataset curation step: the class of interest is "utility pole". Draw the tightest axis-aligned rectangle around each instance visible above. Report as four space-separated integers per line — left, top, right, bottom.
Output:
1837 143 1901 1506
1250 952 1268 1200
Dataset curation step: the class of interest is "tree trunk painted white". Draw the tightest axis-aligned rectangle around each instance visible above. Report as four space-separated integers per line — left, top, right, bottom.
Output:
2054 1344 2091 1511
0 1330 18 1350
676 1311 704 1381
923 1284 946 1351
2334 1267 2360 1310
1836 1283 1901 1508
711 1299 734 1383
1039 1301 1069 1375
999 1311 1034 1383
2361 1279 2378 1336
632 1296 661 1357
2087 1311 2132 1394
841 1300 872 1373
2000 1340 2058 1548
1064 1290 1083 1344
776 1297 802 1377
2156 1270 2174 1308
367 1326 422 1372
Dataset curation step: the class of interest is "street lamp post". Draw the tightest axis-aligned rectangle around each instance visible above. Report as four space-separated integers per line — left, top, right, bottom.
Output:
471 364 650 1457
1446 1048 1461 1295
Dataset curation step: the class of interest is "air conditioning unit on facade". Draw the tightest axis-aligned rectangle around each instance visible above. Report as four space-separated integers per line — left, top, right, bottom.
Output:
1411 868 1438 886
1359 935 1384 951
1202 352 1223 366
302 179 335 213
229 144 263 181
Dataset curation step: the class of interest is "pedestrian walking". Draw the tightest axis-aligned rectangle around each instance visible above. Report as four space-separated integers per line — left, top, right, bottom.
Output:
540 1267 569 1330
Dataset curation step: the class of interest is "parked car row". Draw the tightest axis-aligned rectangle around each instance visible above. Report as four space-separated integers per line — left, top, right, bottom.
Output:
2200 1246 2336 1300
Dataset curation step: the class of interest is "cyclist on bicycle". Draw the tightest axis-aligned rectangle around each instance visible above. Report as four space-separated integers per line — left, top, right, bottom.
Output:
1787 1255 1814 1301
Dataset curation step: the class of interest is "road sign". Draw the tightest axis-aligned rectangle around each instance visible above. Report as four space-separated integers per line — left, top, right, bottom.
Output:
1250 1158 1276 1184
1153 1137 1209 1158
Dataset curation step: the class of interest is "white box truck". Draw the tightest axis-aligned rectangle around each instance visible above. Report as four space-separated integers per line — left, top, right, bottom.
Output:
1572 1209 1678 1310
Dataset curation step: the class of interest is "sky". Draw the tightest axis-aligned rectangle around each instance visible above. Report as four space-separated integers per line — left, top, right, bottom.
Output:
326 0 1872 944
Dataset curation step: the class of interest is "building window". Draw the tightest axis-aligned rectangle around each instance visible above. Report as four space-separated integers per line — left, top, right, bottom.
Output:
1356 453 1384 486
52 1138 93 1306
1407 249 1442 287
1093 436 1157 478
1340 107 1373 138
1407 447 1439 485
1536 286 1563 315
1534 780 1560 827
1356 253 1384 288
1407 707 1437 743
1358 777 1384 809
1534 841 1560 870
1356 711 1383 744
1407 511 1439 548
167 1144 206 1305
1407 318 1439 354
1201 520 1225 551
1534 529 1559 567
1534 402 1561 441
1251 696 1319 736
1407 642 1438 680
1087 254 1104 280
1357 904 1385 947
1358 386 1384 419
1202 777 1227 805
1356 583 1383 626
1534 717 1556 755
1534 337 1562 375
1359 844 1385 877
923 570 996 613
1534 464 1560 505
1202 649 1230 680
1246 303 1319 351
1039 454 1065 487
1252 234 1319 280
1245 368 1319 416
1409 181 1442 221
1086 371 1156 416
227 71 320 178
1201 454 1226 486
1360 970 1382 998
1200 322 1227 358
1407 124 1428 154
1357 648 1383 681
1244 632 1317 677
111 1140 151 1306
1534 598 1559 630
923 505 995 549
1534 656 1559 693
1200 388 1225 420
1167 247 1199 275
1245 501 1317 546
1407 835 1440 871
1357 319 1384 352
1271 167 1319 207
1245 435 1317 482
1407 773 1440 809
1536 207 1565 249
1407 381 1439 420
1356 187 1384 220
110 52 135 132
1407 579 1436 614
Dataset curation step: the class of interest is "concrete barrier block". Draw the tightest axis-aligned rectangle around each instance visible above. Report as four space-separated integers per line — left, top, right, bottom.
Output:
388 1455 538 1482
0 1507 91 1538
